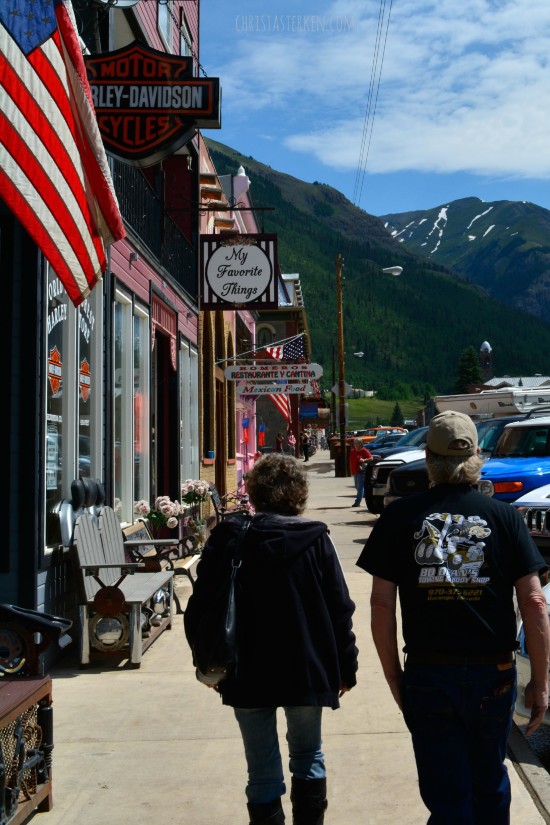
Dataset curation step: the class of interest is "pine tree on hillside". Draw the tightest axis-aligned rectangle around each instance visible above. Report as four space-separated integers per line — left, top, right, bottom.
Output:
455 346 483 393
390 402 404 426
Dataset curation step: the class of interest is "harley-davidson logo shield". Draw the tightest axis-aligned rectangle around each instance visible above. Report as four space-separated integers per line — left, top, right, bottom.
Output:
48 346 62 396
80 358 91 403
86 41 221 166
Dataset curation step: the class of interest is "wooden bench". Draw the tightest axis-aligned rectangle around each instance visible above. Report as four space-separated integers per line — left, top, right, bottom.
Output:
72 506 174 668
208 484 253 526
122 521 200 614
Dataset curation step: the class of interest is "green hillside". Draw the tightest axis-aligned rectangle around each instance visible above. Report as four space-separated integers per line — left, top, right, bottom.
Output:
206 139 550 398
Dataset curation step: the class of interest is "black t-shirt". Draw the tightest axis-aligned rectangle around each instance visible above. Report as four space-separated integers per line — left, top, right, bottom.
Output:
356 484 548 656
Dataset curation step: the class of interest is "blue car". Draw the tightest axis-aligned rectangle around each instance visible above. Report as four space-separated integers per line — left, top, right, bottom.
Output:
479 415 550 503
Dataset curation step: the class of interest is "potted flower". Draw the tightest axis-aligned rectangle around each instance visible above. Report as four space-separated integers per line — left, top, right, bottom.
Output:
181 479 211 546
134 496 183 538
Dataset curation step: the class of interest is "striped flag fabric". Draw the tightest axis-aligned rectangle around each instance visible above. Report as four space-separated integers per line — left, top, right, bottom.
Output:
0 0 125 307
262 336 307 424
268 391 291 423
265 336 305 361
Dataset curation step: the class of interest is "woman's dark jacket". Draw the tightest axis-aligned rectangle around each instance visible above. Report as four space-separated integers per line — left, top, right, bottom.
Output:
184 512 358 709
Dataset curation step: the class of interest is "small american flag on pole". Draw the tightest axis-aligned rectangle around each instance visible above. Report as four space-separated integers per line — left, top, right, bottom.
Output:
261 335 306 423
0 0 125 307
264 336 305 362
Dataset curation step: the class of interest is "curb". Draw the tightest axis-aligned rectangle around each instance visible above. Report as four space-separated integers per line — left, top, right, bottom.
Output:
508 721 550 823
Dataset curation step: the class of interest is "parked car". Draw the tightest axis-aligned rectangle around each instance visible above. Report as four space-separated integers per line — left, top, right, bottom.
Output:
478 415 550 503
511 482 550 564
385 456 431 505
364 432 407 450
341 426 408 447
368 425 429 459
368 447 426 513
515 580 550 727
365 426 430 512
382 415 528 510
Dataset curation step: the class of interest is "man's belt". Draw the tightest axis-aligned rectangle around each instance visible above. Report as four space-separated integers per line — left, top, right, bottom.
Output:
405 651 515 666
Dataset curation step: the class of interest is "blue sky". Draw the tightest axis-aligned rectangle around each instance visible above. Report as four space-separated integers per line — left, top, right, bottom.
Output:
199 0 550 217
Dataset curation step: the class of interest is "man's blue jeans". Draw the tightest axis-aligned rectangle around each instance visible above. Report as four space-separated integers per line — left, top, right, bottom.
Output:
402 662 517 824
233 706 325 804
353 472 365 504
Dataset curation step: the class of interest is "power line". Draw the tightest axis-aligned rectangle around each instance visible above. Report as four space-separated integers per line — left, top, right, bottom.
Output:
352 0 394 208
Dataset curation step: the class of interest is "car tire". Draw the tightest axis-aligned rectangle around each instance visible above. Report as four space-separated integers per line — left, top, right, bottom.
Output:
366 490 383 514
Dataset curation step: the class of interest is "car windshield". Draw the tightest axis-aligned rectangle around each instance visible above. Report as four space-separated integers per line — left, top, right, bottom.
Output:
369 434 402 447
396 427 428 447
492 425 550 458
475 419 509 453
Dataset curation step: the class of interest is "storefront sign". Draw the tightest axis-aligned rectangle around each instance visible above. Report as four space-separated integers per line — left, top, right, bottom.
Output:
48 346 62 396
85 42 221 165
300 402 332 419
237 383 312 395
226 363 323 381
200 235 279 310
79 358 91 402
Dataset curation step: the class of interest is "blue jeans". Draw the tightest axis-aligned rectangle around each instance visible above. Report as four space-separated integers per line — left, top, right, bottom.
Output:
233 706 325 804
353 472 365 504
402 662 517 824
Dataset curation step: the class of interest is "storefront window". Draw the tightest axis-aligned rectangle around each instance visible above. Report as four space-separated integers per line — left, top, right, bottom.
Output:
45 271 70 512
78 295 99 480
114 290 150 523
180 340 199 480
45 267 102 548
134 306 150 507
158 1 173 49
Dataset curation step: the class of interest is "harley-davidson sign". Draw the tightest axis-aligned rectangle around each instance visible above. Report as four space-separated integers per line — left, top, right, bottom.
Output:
85 42 221 165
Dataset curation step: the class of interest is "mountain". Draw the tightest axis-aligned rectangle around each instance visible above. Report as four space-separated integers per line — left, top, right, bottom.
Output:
205 139 550 397
381 197 550 322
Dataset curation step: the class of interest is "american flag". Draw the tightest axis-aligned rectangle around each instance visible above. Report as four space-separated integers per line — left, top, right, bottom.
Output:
262 336 306 423
265 336 305 361
0 0 125 307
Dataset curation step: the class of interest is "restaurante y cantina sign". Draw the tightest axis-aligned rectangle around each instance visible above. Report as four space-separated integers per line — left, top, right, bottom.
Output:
85 42 221 165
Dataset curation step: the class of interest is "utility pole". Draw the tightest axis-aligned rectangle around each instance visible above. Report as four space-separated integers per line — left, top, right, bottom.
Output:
331 345 336 434
335 253 349 477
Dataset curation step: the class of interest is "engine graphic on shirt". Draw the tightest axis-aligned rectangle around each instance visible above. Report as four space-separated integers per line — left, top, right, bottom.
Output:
413 513 491 584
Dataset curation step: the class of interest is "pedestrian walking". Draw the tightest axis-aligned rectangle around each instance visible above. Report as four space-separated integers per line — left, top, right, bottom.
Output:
300 431 310 462
287 432 297 456
349 438 373 507
185 453 358 825
356 410 550 824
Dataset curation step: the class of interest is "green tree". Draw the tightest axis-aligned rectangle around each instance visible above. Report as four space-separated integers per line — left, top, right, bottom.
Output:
390 402 404 426
455 346 483 393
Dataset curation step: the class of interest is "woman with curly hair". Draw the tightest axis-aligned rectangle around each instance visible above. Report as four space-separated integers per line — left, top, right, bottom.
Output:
184 453 358 825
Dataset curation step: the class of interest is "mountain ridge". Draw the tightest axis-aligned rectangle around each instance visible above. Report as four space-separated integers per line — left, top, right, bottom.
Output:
205 138 550 396
381 197 550 322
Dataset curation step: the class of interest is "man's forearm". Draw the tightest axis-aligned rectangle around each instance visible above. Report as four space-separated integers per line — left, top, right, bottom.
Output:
371 602 402 681
522 594 550 687
516 574 550 688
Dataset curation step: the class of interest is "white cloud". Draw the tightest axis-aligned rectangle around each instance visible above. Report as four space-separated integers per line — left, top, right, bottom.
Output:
207 0 550 180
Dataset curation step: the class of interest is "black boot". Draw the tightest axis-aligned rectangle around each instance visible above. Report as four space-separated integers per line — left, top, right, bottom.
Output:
290 778 328 825
247 798 285 824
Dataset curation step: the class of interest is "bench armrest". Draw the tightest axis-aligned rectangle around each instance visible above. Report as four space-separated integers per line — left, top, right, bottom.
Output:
81 562 144 577
124 538 179 547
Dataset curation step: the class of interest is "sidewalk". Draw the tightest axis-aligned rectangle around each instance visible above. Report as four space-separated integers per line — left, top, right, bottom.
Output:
41 450 548 824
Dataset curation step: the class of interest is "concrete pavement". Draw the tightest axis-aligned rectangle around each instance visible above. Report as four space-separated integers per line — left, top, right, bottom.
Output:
40 449 549 824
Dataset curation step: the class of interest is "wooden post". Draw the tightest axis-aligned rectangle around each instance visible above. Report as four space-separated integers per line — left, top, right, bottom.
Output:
335 253 349 477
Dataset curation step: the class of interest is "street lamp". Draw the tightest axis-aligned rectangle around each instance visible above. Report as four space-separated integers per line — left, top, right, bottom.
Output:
334 256 403 478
